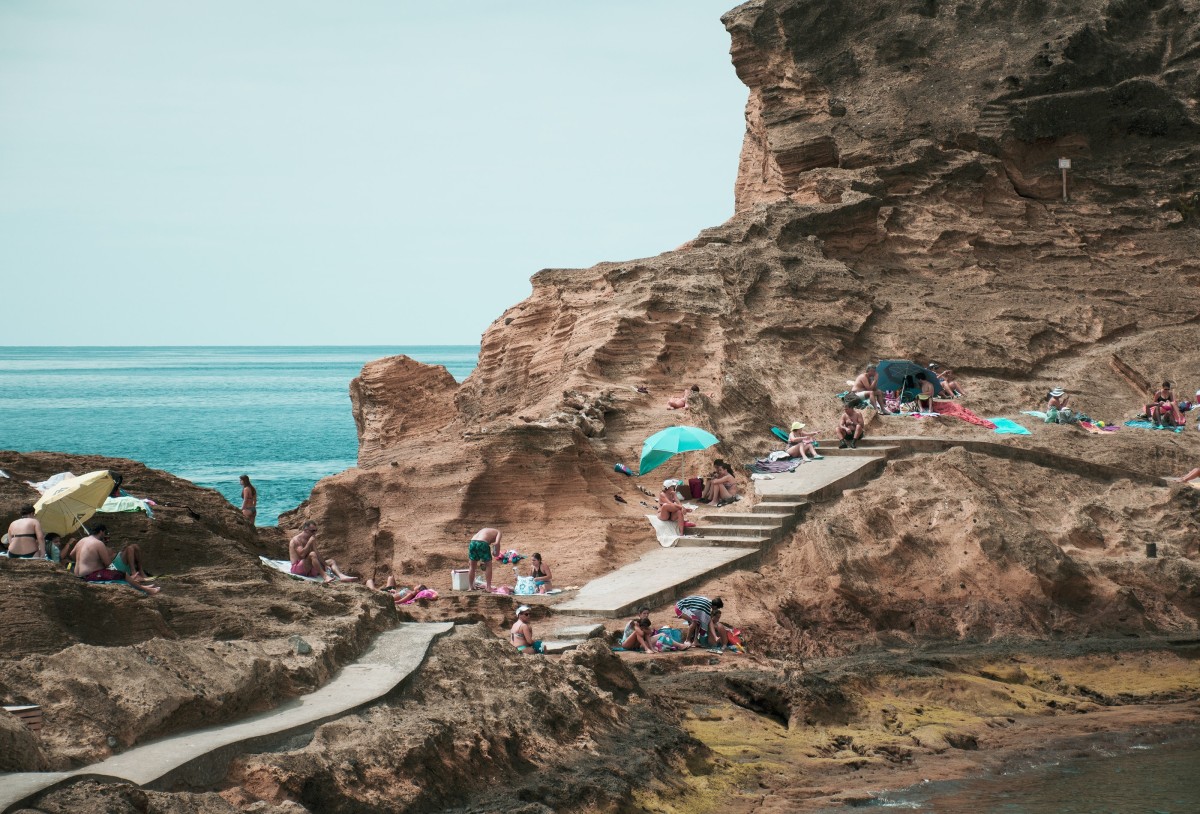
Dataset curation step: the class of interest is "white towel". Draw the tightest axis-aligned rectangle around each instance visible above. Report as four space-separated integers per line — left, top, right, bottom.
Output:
259 556 324 582
646 514 681 548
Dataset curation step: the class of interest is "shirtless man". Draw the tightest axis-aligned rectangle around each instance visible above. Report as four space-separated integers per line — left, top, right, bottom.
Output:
916 376 937 414
852 365 888 413
289 521 356 583
239 475 257 522
467 527 503 592
5 505 45 559
837 400 865 449
509 605 544 655
74 525 159 595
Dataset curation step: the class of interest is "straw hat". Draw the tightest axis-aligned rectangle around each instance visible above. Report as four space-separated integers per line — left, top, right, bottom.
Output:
790 421 806 430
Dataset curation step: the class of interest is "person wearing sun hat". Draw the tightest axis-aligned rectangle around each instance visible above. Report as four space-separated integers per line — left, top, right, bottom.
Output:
785 421 821 462
657 479 694 534
1046 387 1071 423
509 605 544 654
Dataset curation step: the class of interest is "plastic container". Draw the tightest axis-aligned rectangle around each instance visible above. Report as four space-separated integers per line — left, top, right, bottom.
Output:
451 569 471 591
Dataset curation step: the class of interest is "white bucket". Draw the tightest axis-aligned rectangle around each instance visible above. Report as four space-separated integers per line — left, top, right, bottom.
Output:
450 569 470 591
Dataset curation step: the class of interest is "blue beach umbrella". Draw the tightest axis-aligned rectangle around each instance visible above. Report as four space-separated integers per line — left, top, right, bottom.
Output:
875 360 943 393
638 425 720 477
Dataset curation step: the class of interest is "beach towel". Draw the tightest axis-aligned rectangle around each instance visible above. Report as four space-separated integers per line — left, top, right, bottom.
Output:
1123 420 1184 433
933 401 996 429
98 495 154 516
989 418 1031 435
258 556 324 582
1078 421 1118 434
771 426 789 441
1021 410 1048 420
646 514 681 548
748 458 801 474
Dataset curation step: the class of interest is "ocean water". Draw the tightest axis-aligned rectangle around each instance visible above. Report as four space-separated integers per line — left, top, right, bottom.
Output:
831 728 1200 813
0 346 477 524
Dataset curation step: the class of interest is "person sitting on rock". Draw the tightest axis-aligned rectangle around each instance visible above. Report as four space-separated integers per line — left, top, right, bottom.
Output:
852 364 888 413
837 399 865 449
1046 387 1073 423
675 595 722 645
620 618 656 651
711 460 740 506
785 421 819 462
929 363 963 398
289 521 357 583
5 505 45 559
530 552 553 593
510 605 544 654
622 606 651 644
915 375 937 414
658 481 693 534
74 525 159 595
1147 381 1182 427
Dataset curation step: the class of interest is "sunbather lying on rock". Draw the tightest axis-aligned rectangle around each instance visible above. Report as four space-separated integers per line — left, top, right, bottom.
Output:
837 400 865 449
75 525 159 596
1172 467 1200 484
365 575 426 601
786 421 819 461
667 385 701 410
929 363 963 398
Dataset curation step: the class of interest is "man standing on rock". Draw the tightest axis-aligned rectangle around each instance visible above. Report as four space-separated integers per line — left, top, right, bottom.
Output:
467 527 502 591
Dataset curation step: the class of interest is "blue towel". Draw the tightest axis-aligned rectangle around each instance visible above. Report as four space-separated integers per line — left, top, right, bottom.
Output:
1124 420 1183 433
990 418 1031 435
1021 410 1047 419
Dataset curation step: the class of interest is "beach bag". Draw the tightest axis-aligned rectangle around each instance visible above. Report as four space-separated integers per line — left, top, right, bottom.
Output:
514 576 538 596
688 477 704 500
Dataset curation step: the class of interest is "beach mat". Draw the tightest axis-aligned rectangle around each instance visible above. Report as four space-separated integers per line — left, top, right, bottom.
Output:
259 556 323 582
1123 420 1183 433
989 418 1031 435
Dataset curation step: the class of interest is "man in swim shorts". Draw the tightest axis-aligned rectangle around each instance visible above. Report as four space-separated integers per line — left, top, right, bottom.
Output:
5 505 45 559
74 525 160 595
510 605 544 654
467 527 502 592
851 365 888 414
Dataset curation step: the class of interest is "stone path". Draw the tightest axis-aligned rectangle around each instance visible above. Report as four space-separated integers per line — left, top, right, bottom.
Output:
0 622 454 813
554 449 893 618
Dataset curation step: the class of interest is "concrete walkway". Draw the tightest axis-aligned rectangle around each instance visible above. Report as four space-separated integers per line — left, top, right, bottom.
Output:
0 622 454 813
555 451 893 618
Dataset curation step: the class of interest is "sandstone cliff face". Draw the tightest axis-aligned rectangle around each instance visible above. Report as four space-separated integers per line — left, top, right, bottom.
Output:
292 0 1200 645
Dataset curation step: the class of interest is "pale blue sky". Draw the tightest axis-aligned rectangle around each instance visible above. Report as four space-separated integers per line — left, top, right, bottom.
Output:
1 1 746 345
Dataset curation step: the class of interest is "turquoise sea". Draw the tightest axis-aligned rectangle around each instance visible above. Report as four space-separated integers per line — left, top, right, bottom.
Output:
0 346 478 524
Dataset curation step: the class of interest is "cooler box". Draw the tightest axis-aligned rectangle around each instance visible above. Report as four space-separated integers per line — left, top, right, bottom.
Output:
451 569 470 591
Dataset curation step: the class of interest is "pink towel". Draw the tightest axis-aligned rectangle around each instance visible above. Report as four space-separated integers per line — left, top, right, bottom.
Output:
932 401 996 429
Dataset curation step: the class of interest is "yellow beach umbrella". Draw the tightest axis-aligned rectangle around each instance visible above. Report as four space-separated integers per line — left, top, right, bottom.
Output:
34 470 116 536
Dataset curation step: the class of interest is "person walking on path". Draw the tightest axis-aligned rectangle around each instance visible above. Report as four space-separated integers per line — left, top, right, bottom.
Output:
5 505 45 559
289 521 356 583
468 527 503 592
240 475 257 523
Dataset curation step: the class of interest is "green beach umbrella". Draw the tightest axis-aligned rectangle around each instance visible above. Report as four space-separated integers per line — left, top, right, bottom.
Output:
638 425 720 477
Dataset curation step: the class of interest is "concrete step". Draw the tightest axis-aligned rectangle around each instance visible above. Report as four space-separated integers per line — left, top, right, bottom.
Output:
673 534 772 548
554 547 760 618
540 621 606 654
690 523 780 538
719 511 792 525
752 501 809 514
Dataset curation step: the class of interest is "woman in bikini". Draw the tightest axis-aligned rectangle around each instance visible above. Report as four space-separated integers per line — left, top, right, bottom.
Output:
240 475 257 522
658 480 693 534
530 552 553 593
509 606 544 655
1147 381 1182 427
5 505 45 559
785 421 819 462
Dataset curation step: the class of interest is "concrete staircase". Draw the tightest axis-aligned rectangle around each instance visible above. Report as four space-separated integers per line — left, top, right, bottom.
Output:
553 448 896 618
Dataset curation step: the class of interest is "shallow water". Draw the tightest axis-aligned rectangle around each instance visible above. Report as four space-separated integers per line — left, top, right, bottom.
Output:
832 729 1200 813
1 346 477 523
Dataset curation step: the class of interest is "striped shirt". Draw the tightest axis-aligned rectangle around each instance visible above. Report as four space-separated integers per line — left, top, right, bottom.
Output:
675 595 713 618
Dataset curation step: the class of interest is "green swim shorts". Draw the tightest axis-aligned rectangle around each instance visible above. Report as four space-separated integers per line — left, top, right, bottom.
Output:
111 552 131 575
468 539 492 562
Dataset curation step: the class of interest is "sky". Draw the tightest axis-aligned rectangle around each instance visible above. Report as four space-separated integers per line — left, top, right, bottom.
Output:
0 1 747 345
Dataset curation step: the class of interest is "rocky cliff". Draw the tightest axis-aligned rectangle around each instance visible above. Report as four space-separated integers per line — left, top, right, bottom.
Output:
288 0 1200 643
